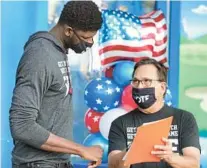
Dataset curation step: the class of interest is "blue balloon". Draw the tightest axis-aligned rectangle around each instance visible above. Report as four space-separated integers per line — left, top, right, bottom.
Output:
200 137 207 168
84 77 122 112
113 61 136 87
83 133 109 163
164 88 172 106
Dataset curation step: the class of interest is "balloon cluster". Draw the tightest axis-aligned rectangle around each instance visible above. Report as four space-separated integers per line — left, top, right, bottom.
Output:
83 61 173 163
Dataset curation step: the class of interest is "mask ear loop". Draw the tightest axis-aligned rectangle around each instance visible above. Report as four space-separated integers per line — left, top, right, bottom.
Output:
73 29 94 49
73 29 86 44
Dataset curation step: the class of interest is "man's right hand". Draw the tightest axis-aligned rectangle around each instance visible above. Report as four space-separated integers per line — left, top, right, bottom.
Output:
79 145 103 163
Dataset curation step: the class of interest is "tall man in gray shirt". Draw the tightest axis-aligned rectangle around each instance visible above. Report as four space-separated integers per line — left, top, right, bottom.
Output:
9 1 103 168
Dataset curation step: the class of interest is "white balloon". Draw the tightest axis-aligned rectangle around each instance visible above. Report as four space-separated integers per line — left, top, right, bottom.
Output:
99 107 128 140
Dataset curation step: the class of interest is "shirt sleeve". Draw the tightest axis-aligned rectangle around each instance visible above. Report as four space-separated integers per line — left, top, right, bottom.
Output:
180 111 201 151
108 118 127 155
9 48 52 149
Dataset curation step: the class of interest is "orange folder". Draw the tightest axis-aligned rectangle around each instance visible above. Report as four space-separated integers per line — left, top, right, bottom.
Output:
123 116 173 166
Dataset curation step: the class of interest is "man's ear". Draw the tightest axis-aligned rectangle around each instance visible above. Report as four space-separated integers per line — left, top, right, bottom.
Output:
161 82 167 97
64 25 73 37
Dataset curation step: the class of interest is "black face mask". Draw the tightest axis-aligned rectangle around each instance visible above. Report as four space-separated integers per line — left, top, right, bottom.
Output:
132 87 156 109
70 30 93 53
71 40 93 53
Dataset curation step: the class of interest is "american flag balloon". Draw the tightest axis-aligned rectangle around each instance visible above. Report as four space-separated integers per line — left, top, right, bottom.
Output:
84 109 104 133
99 9 168 68
84 77 122 112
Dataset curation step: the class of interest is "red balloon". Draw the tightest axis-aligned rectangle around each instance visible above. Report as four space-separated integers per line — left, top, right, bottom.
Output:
84 109 104 133
121 85 138 112
104 66 114 78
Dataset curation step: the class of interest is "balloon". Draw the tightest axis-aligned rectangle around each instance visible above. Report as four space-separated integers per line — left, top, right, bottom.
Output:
83 133 108 163
99 107 128 140
113 61 136 87
84 109 104 133
164 88 173 106
200 137 207 168
121 85 138 111
84 77 122 112
104 66 114 78
99 9 168 67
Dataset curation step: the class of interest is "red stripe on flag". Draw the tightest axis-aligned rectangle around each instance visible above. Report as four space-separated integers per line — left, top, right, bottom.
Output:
99 45 154 55
155 36 167 46
141 35 167 46
157 24 167 33
142 23 167 32
153 48 166 57
154 13 165 22
159 57 168 64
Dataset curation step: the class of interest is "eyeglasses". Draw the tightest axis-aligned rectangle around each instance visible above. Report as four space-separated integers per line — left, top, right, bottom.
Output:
130 78 162 88
73 30 83 41
73 29 94 43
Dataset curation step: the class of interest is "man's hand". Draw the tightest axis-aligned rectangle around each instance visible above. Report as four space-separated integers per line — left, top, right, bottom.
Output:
108 150 129 168
151 137 174 162
79 145 103 167
151 137 200 168
88 160 102 168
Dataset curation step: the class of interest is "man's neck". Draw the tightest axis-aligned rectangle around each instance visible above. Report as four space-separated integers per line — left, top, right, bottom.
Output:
49 25 66 49
139 101 164 114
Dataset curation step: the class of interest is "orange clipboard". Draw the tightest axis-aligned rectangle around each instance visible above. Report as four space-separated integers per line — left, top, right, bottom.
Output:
123 116 173 166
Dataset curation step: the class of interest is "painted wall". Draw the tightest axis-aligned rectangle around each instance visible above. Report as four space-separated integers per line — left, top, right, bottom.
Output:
179 1 207 167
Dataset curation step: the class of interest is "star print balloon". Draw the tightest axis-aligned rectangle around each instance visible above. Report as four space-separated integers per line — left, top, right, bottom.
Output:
84 109 104 133
164 88 173 106
84 77 123 112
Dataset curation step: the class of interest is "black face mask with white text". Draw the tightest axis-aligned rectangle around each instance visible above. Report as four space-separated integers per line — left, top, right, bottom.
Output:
132 87 156 109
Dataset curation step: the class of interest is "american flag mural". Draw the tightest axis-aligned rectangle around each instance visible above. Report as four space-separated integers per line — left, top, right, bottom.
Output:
99 9 168 68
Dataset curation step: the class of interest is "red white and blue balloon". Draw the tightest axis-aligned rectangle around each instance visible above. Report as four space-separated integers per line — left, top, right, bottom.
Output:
84 109 104 133
84 77 122 112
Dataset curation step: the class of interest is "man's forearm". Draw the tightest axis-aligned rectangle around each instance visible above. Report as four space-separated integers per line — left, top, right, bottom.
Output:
41 133 84 156
10 115 84 156
166 154 200 168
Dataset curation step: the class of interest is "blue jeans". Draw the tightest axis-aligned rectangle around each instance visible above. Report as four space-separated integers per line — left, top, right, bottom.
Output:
12 161 73 168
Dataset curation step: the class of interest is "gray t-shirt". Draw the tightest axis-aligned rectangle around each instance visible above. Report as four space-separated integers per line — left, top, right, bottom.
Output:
9 31 73 164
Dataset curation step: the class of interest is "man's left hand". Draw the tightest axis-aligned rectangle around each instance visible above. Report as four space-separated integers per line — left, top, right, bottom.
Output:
151 137 174 162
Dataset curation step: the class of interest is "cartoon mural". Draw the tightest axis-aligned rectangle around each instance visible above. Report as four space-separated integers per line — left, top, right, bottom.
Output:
179 1 207 167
